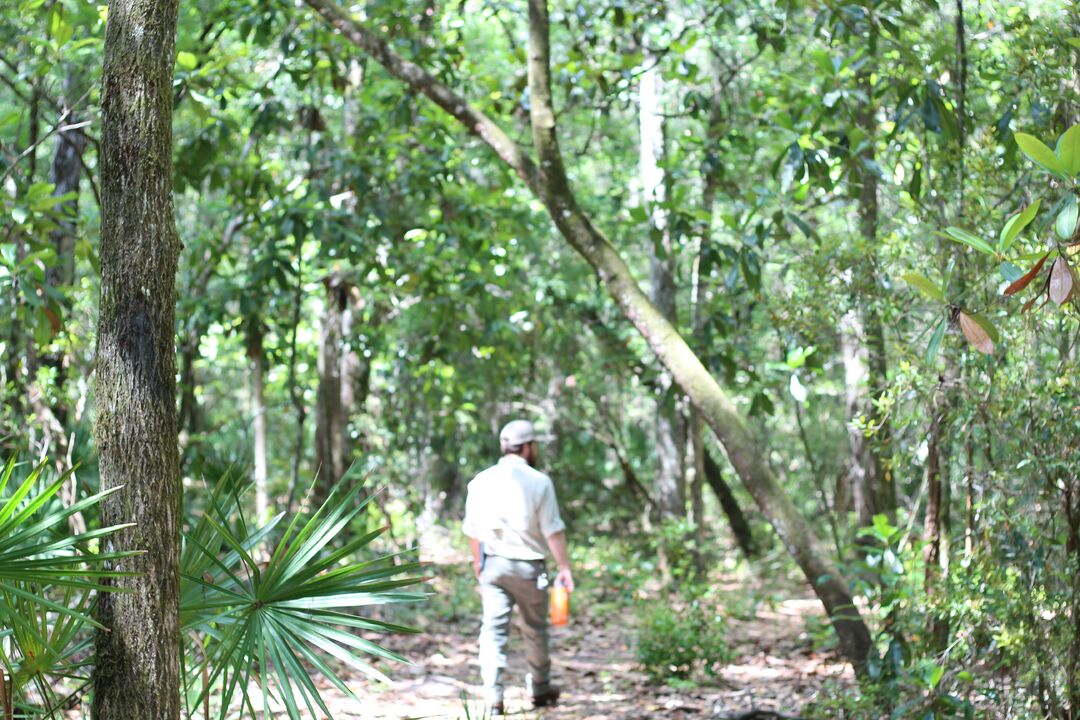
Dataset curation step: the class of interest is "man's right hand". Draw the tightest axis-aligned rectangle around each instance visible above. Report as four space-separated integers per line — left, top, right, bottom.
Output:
555 566 574 593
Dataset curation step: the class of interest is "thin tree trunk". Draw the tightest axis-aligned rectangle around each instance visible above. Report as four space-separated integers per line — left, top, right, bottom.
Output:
248 322 269 522
851 96 896 533
840 310 877 531
965 434 975 556
639 55 684 519
314 277 345 498
92 0 182 715
314 274 367 500
923 378 951 650
286 243 307 511
688 409 706 575
35 71 86 470
306 0 873 673
178 216 244 459
703 451 757 559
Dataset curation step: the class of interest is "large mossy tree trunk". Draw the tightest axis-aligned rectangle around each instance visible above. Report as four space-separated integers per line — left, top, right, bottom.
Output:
305 0 873 675
92 0 182 716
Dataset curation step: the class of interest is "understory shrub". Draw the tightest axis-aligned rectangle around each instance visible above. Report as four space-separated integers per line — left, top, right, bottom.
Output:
635 594 731 683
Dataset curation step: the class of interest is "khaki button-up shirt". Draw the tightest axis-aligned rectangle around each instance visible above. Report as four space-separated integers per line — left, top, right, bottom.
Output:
462 454 565 561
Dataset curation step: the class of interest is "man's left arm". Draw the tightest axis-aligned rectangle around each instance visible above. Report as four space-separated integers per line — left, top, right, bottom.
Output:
539 479 573 591
469 536 483 580
545 530 574 592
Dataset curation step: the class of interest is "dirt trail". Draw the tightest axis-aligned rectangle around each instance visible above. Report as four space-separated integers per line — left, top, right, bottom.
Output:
318 563 854 720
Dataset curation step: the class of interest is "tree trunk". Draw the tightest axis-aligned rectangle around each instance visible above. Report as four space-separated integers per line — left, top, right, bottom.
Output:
314 274 368 500
923 379 951 650
703 450 758 559
314 277 346 497
639 56 685 519
248 322 269 522
92 0 182 716
840 310 882 532
688 409 707 575
35 72 87 467
852 59 897 531
305 0 873 674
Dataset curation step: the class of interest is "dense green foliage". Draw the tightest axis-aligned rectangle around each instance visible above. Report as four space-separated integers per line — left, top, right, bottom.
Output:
0 0 1078 716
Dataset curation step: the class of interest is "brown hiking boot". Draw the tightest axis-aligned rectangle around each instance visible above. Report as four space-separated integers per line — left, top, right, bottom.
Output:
531 686 561 708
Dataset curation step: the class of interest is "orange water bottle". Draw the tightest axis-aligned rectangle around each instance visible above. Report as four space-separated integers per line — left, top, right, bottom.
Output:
550 579 570 626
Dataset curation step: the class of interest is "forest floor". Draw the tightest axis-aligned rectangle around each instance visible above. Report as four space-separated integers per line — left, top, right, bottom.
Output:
312 546 855 720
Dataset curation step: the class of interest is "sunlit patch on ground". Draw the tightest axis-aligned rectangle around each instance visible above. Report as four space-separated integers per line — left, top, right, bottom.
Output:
265 564 858 719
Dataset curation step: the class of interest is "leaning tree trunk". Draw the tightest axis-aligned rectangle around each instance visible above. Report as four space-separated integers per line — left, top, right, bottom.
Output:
305 0 873 675
92 0 182 717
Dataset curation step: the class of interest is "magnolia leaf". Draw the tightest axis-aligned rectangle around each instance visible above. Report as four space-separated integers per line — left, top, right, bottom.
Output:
901 272 945 301
958 312 994 355
1015 133 1068 177
999 198 1041 251
1057 124 1080 176
944 227 995 256
1049 257 1074 305
999 261 1023 282
1056 194 1078 240
1003 252 1051 296
925 318 946 364
968 311 1000 342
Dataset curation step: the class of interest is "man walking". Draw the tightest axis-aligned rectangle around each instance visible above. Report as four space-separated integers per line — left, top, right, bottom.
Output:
463 419 574 715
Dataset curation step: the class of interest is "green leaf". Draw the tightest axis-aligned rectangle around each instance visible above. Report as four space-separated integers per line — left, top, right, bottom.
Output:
1069 38 1080 49
1056 194 1078 240
998 261 1023 282
11 207 28 224
901 272 945 302
999 198 1040 252
929 664 945 689
1015 133 1069 177
944 227 995 256
926 318 946 364
176 51 198 70
47 5 73 48
1057 125 1080 176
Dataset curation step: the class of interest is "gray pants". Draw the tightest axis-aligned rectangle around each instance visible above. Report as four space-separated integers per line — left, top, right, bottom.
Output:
478 555 552 704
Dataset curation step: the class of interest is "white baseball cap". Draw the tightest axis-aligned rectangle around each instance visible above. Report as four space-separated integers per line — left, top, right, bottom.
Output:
499 419 537 446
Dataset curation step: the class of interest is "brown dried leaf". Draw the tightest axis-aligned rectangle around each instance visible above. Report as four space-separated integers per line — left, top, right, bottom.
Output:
1003 252 1051 296
959 312 994 354
1049 257 1074 305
